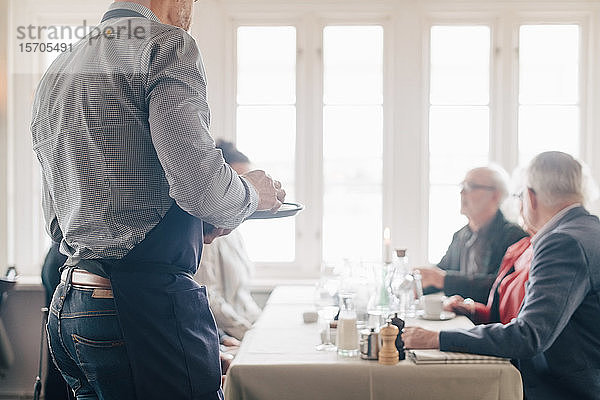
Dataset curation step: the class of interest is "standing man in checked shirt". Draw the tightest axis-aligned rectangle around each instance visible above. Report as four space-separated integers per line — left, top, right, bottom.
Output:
31 1 285 399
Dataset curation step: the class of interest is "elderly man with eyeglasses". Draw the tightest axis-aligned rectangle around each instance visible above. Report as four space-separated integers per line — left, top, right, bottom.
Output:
418 166 528 302
404 151 600 400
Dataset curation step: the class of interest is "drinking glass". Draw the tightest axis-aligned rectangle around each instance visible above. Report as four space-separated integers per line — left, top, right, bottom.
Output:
314 277 339 351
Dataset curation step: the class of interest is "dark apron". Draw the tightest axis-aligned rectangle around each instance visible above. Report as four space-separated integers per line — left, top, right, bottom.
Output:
73 9 223 399
101 204 222 400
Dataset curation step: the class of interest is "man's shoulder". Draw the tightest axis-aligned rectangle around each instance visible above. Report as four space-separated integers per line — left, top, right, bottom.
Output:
535 211 600 263
552 208 600 245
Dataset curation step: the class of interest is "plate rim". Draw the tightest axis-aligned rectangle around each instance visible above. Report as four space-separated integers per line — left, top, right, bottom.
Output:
246 201 304 220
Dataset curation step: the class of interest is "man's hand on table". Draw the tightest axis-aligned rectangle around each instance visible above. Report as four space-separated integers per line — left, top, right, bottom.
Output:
241 170 286 212
444 295 475 316
414 266 446 290
402 327 440 349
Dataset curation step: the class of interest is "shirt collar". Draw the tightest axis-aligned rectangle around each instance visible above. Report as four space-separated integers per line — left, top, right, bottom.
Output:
531 203 581 245
108 2 161 23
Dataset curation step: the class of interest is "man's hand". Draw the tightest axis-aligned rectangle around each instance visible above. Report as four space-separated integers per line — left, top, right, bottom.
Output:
444 295 475 316
220 352 234 375
402 327 440 349
221 336 241 347
415 266 446 289
241 170 286 212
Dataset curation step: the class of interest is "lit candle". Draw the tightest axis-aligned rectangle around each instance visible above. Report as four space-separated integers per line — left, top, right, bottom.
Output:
383 227 392 263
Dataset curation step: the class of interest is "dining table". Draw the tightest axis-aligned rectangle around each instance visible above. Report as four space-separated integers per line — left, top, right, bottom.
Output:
224 285 523 400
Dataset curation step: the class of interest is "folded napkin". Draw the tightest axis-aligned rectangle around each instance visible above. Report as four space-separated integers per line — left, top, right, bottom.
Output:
407 349 510 364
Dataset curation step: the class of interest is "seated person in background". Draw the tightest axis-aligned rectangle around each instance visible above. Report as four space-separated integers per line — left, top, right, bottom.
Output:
195 140 262 341
403 151 600 400
418 166 528 302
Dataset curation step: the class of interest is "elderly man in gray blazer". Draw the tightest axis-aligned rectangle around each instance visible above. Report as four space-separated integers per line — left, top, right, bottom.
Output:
403 151 600 400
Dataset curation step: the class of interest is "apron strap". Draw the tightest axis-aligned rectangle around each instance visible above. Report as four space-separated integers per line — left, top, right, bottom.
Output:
101 9 146 23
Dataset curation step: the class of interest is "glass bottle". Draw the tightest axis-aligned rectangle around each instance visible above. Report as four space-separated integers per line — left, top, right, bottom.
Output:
336 293 359 357
367 261 394 326
390 249 414 317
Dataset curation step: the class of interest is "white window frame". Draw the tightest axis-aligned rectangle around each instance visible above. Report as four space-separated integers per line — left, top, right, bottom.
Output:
221 10 393 279
4 0 600 278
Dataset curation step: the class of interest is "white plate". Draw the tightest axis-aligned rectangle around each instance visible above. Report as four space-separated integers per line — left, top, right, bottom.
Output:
247 202 304 220
419 311 456 321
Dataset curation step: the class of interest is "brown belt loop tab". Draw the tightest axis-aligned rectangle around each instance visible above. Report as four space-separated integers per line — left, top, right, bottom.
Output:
92 289 114 299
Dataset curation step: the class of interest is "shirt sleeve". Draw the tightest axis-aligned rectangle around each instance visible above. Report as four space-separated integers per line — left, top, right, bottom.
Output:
143 28 258 229
41 170 63 244
440 232 590 359
472 301 491 324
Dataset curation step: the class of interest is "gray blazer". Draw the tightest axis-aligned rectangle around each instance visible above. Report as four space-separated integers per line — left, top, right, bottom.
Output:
440 206 600 400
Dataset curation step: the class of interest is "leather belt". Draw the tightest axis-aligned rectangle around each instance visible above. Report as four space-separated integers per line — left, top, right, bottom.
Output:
61 268 111 289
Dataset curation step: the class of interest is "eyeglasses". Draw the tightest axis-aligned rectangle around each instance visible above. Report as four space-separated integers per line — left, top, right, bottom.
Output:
512 192 524 201
459 181 497 193
511 187 535 201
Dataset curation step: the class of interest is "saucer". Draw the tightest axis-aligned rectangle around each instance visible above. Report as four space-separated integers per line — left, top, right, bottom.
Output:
419 311 456 321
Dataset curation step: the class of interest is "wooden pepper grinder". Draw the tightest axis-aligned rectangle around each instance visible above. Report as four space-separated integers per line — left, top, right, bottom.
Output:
378 320 399 365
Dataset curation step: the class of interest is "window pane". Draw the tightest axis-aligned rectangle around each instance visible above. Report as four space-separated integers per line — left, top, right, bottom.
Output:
428 26 490 262
518 105 579 164
518 25 580 166
240 219 295 262
236 106 296 200
236 27 296 263
428 184 466 264
237 26 296 104
236 106 296 262
323 26 383 264
323 26 383 105
429 106 489 184
323 190 381 263
430 26 490 105
519 25 579 105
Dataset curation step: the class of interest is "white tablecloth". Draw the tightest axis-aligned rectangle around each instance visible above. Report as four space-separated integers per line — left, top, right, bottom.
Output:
224 286 523 400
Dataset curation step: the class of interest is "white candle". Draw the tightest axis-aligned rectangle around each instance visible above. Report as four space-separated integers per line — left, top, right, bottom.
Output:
383 227 392 263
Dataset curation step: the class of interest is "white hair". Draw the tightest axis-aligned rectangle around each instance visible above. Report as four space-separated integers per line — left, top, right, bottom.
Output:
469 165 510 204
526 151 586 207
487 164 510 203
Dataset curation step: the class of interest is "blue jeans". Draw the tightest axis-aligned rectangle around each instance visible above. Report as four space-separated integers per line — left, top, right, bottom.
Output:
48 268 224 400
47 280 135 400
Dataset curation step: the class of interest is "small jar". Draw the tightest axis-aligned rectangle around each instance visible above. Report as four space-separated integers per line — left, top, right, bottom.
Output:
336 293 359 357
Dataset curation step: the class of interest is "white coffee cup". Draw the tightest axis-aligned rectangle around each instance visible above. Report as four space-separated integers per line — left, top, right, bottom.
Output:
422 294 445 317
